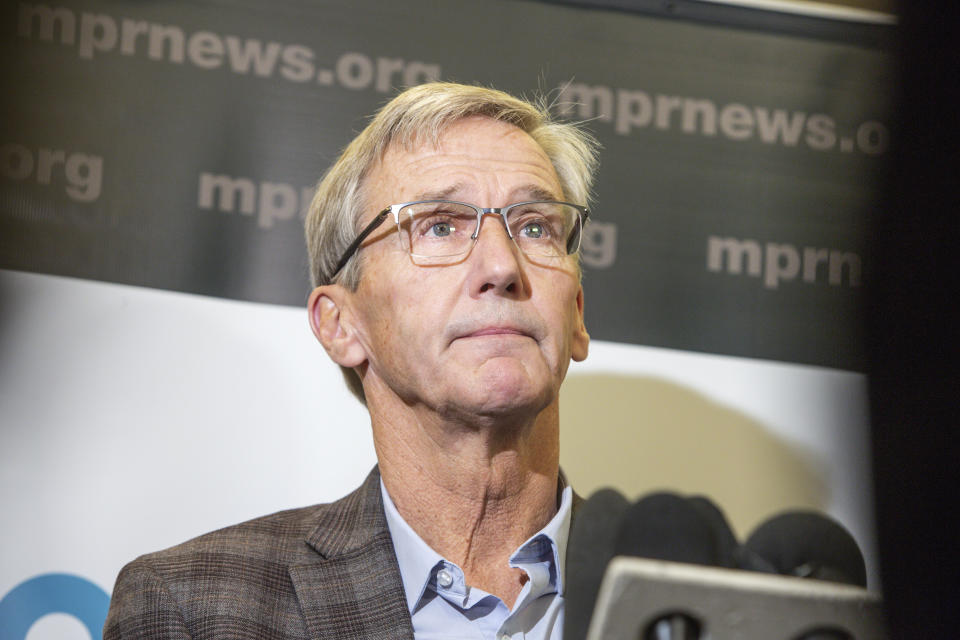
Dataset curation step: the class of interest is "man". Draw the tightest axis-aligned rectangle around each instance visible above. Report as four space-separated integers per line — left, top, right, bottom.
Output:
104 82 598 639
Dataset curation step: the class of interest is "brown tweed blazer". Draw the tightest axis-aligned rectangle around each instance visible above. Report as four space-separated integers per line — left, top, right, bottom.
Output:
104 466 582 639
104 467 414 639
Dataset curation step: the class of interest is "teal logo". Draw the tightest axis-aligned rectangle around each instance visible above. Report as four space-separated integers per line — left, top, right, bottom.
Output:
0 574 109 639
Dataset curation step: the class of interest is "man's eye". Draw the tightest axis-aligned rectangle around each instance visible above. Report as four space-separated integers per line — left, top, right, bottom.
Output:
428 221 454 237
520 220 547 239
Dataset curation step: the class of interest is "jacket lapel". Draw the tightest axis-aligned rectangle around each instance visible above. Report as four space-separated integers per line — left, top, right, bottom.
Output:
289 467 581 638
289 468 414 640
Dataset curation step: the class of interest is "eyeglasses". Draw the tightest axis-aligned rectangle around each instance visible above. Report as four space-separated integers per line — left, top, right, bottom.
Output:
330 200 590 280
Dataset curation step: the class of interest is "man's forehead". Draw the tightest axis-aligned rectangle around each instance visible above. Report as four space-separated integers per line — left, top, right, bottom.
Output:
371 117 562 200
386 115 531 153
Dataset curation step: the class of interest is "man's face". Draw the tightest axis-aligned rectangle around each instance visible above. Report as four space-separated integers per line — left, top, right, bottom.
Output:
338 116 589 421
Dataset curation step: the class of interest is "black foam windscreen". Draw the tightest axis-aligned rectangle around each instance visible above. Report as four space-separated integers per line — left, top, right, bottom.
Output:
686 495 740 569
744 511 867 587
687 495 779 574
614 492 727 567
564 488 630 640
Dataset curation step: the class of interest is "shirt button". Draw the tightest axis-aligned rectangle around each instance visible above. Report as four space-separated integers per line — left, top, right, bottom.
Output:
437 568 453 588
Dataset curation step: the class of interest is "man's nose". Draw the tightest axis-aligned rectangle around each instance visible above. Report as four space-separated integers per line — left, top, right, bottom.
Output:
468 212 524 295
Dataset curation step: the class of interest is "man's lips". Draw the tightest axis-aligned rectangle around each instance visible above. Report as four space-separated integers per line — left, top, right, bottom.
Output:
446 313 545 345
461 326 531 339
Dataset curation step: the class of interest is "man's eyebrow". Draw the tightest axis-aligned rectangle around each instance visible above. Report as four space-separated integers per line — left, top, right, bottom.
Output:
407 183 563 204
410 184 465 202
514 185 562 202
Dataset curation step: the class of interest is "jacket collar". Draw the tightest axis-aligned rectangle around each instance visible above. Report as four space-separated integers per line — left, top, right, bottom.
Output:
304 467 389 558
290 467 415 640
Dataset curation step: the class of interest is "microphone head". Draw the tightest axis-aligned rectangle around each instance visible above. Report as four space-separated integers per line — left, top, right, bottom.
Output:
744 510 867 587
614 492 732 567
564 488 630 640
686 495 740 569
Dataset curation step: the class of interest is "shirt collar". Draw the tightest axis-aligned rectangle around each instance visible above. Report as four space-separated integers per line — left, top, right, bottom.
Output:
380 478 445 613
380 476 573 614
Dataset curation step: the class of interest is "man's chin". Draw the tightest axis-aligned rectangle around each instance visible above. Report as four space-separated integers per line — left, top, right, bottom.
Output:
449 376 554 423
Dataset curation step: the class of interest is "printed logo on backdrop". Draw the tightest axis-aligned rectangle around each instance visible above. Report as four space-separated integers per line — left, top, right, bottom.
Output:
0 574 108 640
707 236 861 290
15 4 441 91
0 145 103 203
557 83 889 155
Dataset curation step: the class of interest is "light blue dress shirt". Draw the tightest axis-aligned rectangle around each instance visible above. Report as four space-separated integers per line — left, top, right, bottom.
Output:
381 479 573 640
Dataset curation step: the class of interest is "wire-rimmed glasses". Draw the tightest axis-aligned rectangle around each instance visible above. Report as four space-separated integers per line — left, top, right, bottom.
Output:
330 200 589 280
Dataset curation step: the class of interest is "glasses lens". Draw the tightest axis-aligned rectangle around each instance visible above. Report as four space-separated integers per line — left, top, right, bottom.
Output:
396 200 584 260
506 202 582 257
398 201 478 258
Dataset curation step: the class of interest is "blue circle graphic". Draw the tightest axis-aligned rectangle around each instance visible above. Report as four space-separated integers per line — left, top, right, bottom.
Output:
0 573 109 640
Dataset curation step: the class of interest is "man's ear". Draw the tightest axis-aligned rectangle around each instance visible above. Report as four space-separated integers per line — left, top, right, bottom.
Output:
571 286 590 362
307 285 367 368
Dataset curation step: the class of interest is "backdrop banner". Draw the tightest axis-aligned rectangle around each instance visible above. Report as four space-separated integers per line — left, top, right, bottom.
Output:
1 0 891 371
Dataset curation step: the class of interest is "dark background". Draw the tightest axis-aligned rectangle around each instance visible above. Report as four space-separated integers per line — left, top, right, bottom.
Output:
867 1 960 637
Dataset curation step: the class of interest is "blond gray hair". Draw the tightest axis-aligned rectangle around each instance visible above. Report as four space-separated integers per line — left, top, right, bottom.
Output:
305 81 599 403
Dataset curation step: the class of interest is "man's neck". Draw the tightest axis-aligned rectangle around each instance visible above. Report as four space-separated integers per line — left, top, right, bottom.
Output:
371 402 561 609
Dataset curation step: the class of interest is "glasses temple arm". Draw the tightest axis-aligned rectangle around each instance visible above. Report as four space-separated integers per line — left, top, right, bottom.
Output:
330 208 391 279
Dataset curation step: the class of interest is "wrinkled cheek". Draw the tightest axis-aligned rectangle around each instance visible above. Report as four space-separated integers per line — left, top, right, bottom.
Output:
380 321 433 388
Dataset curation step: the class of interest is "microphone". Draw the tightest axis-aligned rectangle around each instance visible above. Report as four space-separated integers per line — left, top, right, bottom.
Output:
744 511 867 587
614 492 736 568
685 495 777 574
685 495 744 570
566 490 749 640
611 492 745 640
567 492 877 640
564 488 630 640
